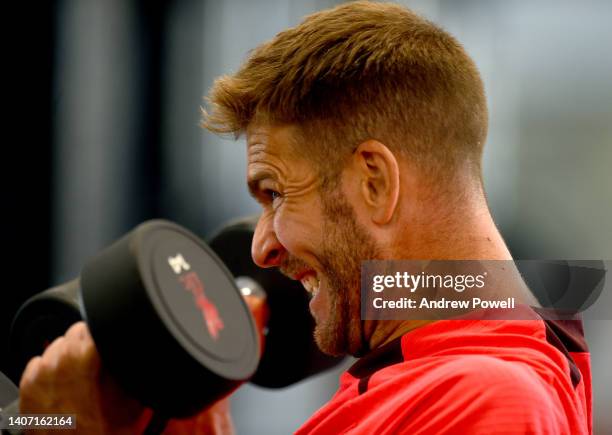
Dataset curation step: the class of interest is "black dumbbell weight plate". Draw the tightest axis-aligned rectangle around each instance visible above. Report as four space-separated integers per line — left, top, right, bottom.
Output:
80 220 259 417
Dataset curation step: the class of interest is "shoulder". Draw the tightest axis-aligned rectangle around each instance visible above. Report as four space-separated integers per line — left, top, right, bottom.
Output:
387 355 569 434
431 354 546 388
371 353 553 403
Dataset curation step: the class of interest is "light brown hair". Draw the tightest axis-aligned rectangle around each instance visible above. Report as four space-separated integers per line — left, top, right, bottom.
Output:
202 1 488 188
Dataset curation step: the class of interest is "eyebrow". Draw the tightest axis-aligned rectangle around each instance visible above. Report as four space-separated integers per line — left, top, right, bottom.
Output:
247 170 276 199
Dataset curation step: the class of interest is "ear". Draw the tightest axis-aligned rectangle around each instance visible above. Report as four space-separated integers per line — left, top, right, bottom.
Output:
351 140 400 225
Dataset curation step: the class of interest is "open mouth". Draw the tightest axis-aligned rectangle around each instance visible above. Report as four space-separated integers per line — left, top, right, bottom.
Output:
299 272 320 297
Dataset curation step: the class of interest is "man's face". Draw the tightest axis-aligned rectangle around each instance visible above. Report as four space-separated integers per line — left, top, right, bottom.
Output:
247 124 379 356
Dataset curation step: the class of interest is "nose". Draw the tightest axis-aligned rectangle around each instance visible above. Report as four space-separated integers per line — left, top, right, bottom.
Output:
251 212 284 268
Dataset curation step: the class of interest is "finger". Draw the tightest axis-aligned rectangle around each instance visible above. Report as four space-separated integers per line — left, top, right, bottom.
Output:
60 322 101 378
65 322 97 358
39 336 67 372
20 355 42 390
65 321 90 342
19 355 45 414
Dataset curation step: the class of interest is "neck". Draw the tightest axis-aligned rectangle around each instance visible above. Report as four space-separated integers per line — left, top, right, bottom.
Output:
363 194 534 351
406 192 513 260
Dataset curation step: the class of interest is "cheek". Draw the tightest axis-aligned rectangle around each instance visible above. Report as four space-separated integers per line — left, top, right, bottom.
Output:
273 203 322 255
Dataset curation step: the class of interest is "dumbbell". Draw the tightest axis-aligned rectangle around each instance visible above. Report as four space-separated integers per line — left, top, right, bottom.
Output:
208 215 343 388
7 220 260 424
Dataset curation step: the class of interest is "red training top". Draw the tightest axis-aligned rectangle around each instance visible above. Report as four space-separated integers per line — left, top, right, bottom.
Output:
295 306 592 434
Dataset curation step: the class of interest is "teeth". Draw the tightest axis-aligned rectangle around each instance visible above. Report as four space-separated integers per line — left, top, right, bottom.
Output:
301 274 320 296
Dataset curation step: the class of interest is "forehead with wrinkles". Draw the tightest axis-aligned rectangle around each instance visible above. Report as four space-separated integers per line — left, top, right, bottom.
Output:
248 123 308 166
247 125 290 172
247 124 301 154
246 125 299 196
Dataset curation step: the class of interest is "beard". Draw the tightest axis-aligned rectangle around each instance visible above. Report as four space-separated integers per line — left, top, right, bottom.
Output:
279 191 381 356
313 191 380 356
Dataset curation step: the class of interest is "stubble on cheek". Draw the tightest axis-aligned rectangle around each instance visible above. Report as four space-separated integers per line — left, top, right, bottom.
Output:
314 194 380 357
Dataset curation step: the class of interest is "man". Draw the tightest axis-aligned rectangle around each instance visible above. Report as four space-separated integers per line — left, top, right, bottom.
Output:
19 2 592 434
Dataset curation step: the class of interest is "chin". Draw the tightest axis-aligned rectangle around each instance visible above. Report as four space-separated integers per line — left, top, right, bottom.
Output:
314 335 345 357
313 315 362 357
313 323 345 357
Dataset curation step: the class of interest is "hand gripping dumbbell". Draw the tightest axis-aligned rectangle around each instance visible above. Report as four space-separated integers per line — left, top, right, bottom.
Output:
5 220 260 432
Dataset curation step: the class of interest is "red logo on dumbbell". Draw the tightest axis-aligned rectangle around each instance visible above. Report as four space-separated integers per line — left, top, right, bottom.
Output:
169 254 225 340
180 271 225 340
168 253 224 340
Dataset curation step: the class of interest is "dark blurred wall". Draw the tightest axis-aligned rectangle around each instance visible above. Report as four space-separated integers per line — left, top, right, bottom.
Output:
1 0 184 378
2 1 56 377
52 0 169 283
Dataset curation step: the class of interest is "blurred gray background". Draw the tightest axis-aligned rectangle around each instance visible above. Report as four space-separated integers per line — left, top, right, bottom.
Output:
2 0 610 433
